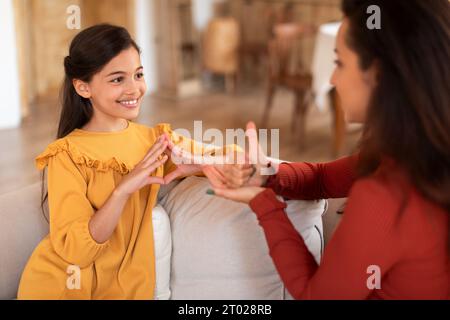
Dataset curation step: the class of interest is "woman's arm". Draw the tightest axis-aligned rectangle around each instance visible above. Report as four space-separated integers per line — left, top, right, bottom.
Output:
249 178 400 299
264 154 359 200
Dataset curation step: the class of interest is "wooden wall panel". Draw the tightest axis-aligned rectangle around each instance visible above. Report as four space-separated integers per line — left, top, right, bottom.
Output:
13 0 136 105
82 0 135 36
30 0 83 98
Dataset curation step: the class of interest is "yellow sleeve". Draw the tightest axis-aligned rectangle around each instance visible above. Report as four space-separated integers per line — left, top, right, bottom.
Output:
46 151 109 268
156 123 242 175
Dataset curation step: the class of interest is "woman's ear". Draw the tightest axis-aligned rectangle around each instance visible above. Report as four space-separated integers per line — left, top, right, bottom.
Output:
73 79 91 99
364 61 379 89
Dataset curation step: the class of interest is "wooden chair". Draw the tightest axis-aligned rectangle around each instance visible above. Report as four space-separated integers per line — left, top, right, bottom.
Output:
262 23 316 148
202 17 240 93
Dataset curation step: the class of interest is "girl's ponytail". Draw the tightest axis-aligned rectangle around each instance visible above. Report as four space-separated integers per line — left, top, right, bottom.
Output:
57 74 93 139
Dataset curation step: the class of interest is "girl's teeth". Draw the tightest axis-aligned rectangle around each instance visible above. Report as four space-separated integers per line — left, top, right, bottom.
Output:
120 99 138 106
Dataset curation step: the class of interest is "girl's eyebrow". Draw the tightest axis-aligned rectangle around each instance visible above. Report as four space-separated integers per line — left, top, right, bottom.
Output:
106 66 143 77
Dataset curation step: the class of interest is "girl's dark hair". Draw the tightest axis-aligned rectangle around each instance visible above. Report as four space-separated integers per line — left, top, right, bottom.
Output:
59 24 140 138
41 24 140 221
342 0 450 213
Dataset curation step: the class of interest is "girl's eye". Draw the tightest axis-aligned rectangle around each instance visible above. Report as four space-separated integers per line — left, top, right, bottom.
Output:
136 72 145 80
111 77 124 84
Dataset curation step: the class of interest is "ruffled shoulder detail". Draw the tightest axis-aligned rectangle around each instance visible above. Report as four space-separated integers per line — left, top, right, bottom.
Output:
35 139 133 174
154 123 186 145
155 123 172 136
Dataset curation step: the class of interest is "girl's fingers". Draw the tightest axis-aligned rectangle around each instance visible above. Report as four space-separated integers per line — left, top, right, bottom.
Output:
142 135 169 163
142 141 168 168
144 154 168 173
163 167 185 185
147 176 166 185
142 137 163 163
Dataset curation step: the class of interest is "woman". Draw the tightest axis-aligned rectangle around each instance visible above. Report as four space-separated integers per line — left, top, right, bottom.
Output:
208 0 450 299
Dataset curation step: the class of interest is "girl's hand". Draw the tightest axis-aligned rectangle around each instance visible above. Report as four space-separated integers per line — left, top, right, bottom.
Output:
116 136 168 196
207 186 266 204
161 133 204 184
161 133 239 188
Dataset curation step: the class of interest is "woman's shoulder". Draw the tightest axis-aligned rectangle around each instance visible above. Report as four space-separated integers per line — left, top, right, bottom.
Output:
350 161 446 220
351 161 411 206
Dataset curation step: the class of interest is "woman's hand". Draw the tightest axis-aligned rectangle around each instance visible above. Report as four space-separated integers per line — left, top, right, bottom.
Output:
211 122 275 189
115 135 168 196
207 186 266 204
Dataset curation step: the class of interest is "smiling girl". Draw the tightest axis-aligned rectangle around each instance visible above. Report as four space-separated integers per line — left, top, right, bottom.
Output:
17 24 232 300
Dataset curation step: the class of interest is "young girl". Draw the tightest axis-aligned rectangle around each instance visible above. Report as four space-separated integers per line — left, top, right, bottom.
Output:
210 0 450 299
18 24 235 300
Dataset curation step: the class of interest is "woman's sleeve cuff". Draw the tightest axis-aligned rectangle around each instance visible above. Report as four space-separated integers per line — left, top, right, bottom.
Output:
249 188 287 220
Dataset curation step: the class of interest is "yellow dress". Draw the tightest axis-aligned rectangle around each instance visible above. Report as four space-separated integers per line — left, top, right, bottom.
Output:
18 122 233 300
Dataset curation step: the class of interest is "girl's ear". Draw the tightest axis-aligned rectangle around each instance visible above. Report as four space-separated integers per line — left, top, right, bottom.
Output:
73 79 91 99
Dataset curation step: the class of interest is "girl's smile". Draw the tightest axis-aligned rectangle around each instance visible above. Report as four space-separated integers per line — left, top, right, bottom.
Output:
117 97 140 109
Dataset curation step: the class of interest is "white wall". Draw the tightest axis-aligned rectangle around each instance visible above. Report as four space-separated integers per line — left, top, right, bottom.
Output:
193 0 219 31
135 0 158 94
0 0 21 129
134 0 220 94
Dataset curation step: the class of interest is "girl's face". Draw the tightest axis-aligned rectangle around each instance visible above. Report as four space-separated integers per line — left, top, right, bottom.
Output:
74 47 147 128
330 19 378 123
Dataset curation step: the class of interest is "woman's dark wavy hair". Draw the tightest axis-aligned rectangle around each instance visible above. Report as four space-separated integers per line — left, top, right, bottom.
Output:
342 0 450 214
41 24 140 221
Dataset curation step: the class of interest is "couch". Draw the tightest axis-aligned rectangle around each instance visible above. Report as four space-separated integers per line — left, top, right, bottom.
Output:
0 176 329 300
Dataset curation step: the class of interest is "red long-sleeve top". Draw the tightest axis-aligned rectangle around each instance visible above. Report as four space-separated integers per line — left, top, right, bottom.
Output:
249 155 449 299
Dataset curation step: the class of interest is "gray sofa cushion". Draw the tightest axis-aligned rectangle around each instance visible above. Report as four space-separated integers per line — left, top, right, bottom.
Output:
159 176 326 300
0 183 48 300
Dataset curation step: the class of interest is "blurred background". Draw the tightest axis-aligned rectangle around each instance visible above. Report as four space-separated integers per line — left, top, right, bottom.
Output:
0 0 362 195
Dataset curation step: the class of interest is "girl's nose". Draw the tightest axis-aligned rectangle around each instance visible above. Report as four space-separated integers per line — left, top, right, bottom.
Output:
124 78 140 95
